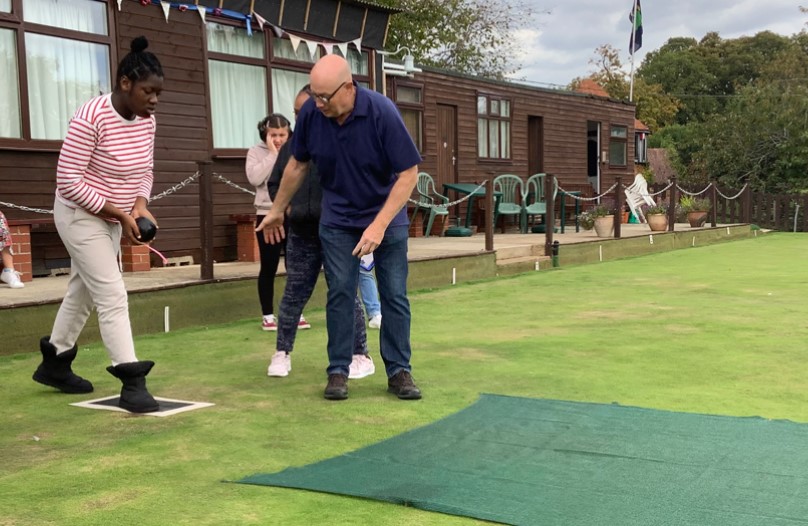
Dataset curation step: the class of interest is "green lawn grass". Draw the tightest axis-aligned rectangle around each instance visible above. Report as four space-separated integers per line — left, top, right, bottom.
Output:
2 233 808 525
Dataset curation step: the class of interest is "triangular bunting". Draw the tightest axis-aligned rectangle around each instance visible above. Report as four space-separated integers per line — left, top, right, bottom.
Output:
197 6 206 23
117 0 122 10
246 17 252 36
270 23 284 38
336 42 348 56
289 34 301 52
323 43 335 55
253 12 268 29
351 37 362 51
305 40 319 59
160 1 171 22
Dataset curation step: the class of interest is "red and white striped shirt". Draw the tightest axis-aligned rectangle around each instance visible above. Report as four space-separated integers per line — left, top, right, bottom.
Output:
56 94 155 217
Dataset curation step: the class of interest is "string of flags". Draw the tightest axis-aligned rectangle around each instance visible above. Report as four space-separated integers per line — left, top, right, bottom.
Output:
125 0 362 58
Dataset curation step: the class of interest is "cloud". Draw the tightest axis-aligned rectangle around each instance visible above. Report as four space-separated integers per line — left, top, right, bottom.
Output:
508 0 807 86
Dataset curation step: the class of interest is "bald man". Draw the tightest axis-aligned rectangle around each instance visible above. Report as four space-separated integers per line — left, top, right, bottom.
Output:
257 54 422 401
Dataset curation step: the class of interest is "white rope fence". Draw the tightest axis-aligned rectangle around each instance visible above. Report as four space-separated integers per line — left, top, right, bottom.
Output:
557 182 619 202
0 173 753 219
407 181 487 209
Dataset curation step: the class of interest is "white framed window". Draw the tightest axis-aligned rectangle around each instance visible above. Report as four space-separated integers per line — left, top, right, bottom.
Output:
0 0 113 145
26 33 110 140
0 28 20 138
209 60 267 149
634 131 648 164
207 23 267 149
208 22 264 59
333 46 369 76
394 82 423 151
272 37 317 63
609 125 628 166
23 0 107 34
477 94 511 159
271 68 308 128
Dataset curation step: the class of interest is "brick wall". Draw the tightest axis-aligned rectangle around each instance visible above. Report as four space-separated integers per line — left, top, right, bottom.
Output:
236 221 260 262
5 224 33 282
121 238 151 272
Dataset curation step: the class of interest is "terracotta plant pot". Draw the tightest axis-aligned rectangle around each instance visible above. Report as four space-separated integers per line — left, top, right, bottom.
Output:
687 211 708 228
647 213 668 232
593 215 614 238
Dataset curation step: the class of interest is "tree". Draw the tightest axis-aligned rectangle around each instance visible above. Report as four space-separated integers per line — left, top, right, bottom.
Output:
377 0 545 79
690 36 808 192
569 44 680 132
637 32 793 125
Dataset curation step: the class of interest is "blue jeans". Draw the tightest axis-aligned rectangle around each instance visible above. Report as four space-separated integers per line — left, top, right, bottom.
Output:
358 269 381 318
277 228 367 356
320 224 412 378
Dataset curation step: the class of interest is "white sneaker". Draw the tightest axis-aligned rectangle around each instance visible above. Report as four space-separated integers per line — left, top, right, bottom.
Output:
267 351 291 377
297 315 311 330
1 269 24 289
368 314 382 329
348 354 375 379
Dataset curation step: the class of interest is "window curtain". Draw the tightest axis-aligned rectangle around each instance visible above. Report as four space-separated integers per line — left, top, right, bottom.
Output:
271 68 308 129
477 118 488 157
22 0 110 140
0 28 21 138
272 37 316 63
400 108 421 150
501 121 510 158
334 47 367 75
26 33 110 140
23 0 107 34
207 24 266 148
209 60 267 148
207 23 264 58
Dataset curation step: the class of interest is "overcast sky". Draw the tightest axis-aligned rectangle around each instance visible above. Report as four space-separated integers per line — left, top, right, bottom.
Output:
507 0 808 88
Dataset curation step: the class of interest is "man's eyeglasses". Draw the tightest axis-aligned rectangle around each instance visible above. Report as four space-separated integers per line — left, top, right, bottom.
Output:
306 81 347 105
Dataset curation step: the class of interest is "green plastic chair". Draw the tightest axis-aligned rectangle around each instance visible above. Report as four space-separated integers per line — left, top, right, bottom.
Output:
493 174 526 233
411 172 450 237
523 173 558 231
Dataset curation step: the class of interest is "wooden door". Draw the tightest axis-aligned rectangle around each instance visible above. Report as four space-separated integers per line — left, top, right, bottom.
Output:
436 104 458 189
528 116 544 175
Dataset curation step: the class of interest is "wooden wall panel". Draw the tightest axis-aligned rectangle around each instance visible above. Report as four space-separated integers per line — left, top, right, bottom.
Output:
399 69 636 200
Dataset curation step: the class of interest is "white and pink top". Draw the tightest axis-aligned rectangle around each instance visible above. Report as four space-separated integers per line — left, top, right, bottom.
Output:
56 94 155 218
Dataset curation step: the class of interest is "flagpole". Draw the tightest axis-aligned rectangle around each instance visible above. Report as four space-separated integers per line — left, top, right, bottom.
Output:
629 0 638 102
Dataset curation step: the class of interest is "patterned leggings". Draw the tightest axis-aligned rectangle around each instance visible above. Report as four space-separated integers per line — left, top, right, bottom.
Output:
276 228 368 355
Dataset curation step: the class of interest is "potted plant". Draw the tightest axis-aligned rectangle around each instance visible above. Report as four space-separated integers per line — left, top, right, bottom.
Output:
644 202 669 231
679 196 711 227
590 200 616 238
578 210 596 231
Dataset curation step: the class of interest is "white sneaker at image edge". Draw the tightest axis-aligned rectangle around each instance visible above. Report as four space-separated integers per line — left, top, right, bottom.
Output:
368 314 382 329
1 270 24 288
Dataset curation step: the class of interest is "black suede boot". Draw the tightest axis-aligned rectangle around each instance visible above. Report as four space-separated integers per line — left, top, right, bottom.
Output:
106 361 159 413
32 337 94 394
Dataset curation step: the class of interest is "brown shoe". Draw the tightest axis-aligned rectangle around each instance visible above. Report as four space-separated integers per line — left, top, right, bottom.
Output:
324 373 348 400
387 370 422 400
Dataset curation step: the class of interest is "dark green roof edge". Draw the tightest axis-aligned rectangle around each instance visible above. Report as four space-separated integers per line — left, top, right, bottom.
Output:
344 0 401 14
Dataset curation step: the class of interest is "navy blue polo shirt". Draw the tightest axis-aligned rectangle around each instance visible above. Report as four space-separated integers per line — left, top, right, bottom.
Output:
290 83 422 229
